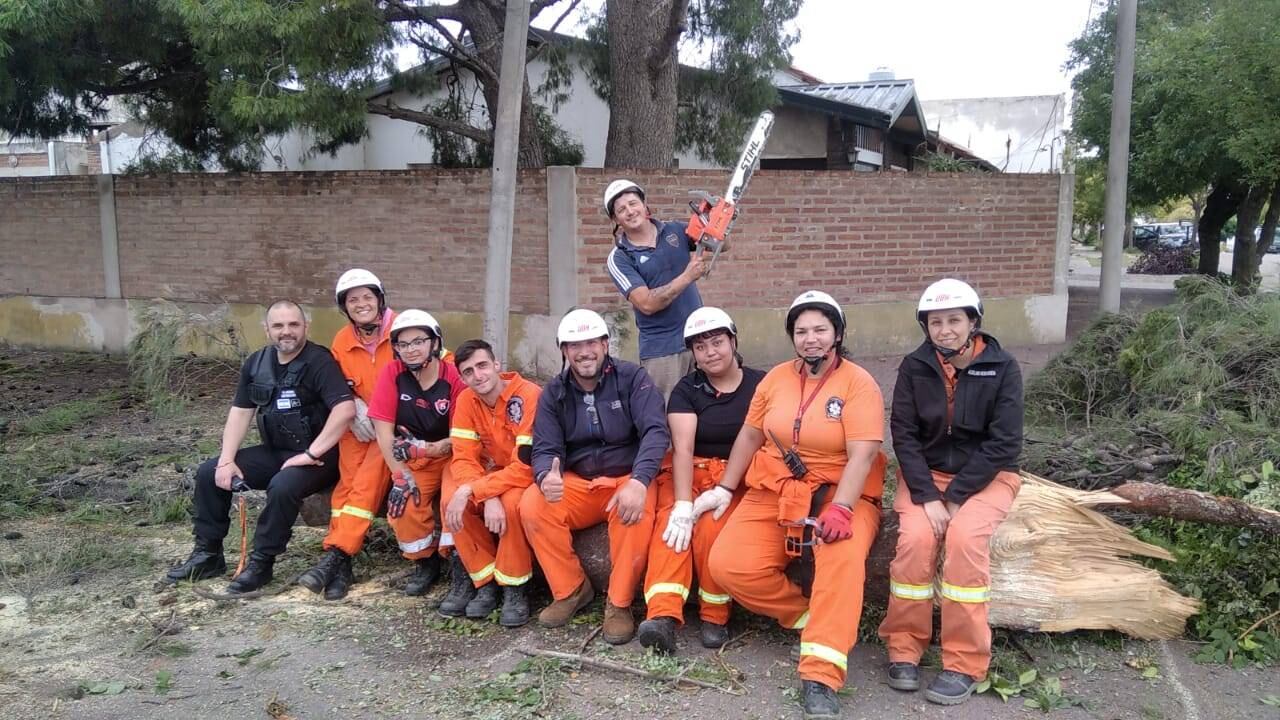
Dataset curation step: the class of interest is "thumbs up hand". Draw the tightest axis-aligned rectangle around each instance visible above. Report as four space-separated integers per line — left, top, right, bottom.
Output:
541 457 565 503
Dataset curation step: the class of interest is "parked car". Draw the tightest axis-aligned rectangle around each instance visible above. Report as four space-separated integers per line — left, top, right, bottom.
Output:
1133 222 1195 251
1255 226 1280 254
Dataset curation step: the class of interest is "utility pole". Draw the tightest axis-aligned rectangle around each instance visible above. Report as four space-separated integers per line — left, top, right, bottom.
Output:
483 0 530 362
1099 0 1137 315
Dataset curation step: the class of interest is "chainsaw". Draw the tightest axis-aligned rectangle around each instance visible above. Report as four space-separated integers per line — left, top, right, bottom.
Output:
686 110 776 277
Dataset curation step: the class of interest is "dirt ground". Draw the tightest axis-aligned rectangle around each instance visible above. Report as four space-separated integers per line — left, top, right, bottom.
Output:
1 336 1276 719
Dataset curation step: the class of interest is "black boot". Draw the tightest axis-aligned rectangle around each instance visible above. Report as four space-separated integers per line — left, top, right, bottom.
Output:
499 584 530 628
404 554 441 596
298 548 347 594
887 662 921 691
923 670 977 705
700 620 730 649
437 555 476 616
227 553 274 594
636 616 678 654
801 679 840 719
323 553 355 601
162 540 226 585
465 582 500 619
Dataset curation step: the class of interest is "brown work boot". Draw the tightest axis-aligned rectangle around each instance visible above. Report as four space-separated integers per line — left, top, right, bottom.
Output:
537 580 595 628
602 602 636 645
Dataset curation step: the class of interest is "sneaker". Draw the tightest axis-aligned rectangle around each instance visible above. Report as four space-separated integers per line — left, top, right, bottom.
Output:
323 553 355 601
499 584 531 627
437 554 476 617
465 582 500 619
924 670 978 705
162 542 226 585
404 554 441 596
226 553 274 594
699 620 729 649
801 679 840 719
887 662 920 691
537 580 595 628
636 616 678 654
602 602 636 645
298 548 347 594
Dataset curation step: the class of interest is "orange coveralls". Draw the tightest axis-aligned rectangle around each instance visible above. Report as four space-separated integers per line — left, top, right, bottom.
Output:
879 337 1020 680
710 359 887 691
325 315 396 556
443 372 540 587
643 458 742 625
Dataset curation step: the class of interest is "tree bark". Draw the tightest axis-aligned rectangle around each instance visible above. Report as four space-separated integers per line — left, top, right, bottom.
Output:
1189 189 1205 244
1231 184 1268 290
1253 180 1280 278
1101 481 1280 535
1197 178 1246 276
602 0 683 168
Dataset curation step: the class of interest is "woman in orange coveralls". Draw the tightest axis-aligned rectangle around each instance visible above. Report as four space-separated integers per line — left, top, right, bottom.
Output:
709 290 887 720
878 278 1023 706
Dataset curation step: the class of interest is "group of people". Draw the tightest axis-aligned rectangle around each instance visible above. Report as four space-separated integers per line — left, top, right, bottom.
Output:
160 180 1024 719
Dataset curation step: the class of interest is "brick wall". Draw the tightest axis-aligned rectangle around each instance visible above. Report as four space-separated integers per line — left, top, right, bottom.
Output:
575 169 1060 311
0 177 105 297
1 169 1059 320
111 170 549 313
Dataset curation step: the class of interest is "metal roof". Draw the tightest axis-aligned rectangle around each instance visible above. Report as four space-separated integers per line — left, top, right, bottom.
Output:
777 79 925 134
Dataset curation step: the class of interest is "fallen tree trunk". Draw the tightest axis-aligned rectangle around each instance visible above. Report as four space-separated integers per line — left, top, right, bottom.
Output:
297 473 1208 638
1081 481 1280 535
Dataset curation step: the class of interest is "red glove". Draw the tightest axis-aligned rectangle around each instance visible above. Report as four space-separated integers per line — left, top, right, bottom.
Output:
816 502 854 543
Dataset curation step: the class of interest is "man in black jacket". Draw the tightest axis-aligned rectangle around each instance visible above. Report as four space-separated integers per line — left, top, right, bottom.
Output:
520 308 669 645
879 279 1024 706
160 301 355 594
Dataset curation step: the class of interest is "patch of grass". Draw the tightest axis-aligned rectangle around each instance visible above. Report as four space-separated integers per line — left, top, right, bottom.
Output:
0 535 154 607
602 646 740 687
425 616 497 638
454 658 565 720
9 392 123 435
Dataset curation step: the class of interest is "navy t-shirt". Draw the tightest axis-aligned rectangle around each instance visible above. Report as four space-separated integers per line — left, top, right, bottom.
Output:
666 366 766 459
605 219 703 360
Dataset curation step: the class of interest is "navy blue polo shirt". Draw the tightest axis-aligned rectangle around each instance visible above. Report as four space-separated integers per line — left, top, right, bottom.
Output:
605 219 703 360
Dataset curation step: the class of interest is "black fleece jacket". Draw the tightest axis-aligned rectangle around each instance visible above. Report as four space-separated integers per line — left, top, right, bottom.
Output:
890 332 1024 505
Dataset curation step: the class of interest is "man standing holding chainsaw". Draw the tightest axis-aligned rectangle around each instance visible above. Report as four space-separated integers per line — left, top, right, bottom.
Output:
603 179 705 402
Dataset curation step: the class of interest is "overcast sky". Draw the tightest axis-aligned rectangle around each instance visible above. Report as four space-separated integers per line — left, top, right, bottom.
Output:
523 0 1096 102
785 0 1095 100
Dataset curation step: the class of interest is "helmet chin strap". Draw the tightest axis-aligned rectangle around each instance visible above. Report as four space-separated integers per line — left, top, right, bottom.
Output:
933 331 976 362
800 349 835 375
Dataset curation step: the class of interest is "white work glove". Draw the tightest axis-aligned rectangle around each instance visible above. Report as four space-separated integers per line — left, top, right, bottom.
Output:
662 501 695 553
691 486 733 521
350 398 376 442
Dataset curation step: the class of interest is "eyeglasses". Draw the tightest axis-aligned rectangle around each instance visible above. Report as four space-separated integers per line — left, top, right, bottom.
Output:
393 337 432 351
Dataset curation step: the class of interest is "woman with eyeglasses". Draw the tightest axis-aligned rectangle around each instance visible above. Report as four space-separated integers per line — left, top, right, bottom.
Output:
708 290 887 720
365 310 466 595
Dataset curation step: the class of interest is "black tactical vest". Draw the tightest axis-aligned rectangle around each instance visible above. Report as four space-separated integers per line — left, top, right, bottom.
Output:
247 348 326 452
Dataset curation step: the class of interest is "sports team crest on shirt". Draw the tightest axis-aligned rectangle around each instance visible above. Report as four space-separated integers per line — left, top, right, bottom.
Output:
435 398 451 416
506 396 524 425
825 396 844 420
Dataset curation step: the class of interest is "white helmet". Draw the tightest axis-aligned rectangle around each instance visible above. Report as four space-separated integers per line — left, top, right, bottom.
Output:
683 306 737 347
557 308 609 345
334 268 384 307
603 179 644 218
917 279 983 326
786 290 846 336
390 309 444 357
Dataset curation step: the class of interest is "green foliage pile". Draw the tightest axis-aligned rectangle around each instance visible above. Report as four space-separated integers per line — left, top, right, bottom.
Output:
1026 276 1280 664
127 301 246 411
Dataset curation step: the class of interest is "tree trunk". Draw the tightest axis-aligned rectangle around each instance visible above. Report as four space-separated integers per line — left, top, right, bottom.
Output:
1100 482 1280 535
1231 184 1268 291
459 0 546 168
1189 189 1205 244
1253 180 1280 278
603 0 682 168
1197 179 1246 276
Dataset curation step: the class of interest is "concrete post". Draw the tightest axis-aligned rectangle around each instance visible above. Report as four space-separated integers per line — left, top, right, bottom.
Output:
546 166 579 317
97 175 122 299
482 0 531 363
1099 0 1137 314
1054 172 1075 297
